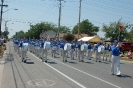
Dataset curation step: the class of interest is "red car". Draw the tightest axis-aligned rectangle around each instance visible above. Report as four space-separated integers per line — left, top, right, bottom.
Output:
120 42 133 52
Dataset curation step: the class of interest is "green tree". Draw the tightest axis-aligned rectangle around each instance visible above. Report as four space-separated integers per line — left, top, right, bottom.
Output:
63 33 75 41
102 19 131 42
72 19 99 35
127 27 133 43
59 26 71 33
2 31 9 39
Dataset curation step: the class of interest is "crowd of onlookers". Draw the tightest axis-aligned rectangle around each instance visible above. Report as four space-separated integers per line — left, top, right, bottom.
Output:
120 50 133 59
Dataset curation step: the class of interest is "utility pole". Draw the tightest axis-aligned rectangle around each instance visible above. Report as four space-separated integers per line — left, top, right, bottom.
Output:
0 0 8 37
57 0 63 41
78 0 82 39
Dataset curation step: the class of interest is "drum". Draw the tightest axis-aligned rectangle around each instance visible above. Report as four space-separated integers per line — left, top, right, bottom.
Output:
64 43 72 51
81 44 88 51
52 46 57 50
22 43 28 51
98 46 101 52
44 42 51 50
98 45 104 52
101 46 105 52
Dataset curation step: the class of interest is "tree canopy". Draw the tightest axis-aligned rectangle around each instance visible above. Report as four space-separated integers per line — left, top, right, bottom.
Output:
12 22 71 39
102 19 132 42
72 19 99 35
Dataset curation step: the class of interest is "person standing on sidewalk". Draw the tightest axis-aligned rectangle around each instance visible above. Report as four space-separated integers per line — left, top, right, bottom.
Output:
110 40 121 76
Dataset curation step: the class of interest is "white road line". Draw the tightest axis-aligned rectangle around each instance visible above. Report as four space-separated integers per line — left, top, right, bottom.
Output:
28 52 86 88
47 56 122 88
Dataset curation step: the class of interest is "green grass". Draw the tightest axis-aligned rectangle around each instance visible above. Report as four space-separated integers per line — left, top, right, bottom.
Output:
120 57 133 61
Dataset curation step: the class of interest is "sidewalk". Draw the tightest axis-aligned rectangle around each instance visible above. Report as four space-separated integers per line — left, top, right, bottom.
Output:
0 44 8 88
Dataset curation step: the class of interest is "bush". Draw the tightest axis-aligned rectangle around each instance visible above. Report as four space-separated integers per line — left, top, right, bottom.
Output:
63 33 75 41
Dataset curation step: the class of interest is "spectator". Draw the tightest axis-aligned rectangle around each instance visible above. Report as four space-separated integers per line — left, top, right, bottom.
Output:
126 50 132 59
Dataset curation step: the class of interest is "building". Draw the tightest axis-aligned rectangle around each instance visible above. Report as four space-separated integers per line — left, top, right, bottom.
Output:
40 30 56 40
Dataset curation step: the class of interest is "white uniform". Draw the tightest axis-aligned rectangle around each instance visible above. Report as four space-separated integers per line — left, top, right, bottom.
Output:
110 44 121 76
102 44 108 61
22 42 28 63
94 44 101 62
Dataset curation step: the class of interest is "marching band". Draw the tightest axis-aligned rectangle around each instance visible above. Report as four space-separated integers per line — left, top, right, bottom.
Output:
13 37 121 76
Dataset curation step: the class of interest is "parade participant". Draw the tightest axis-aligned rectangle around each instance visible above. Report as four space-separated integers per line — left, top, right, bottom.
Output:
35 39 38 56
80 42 88 62
102 42 108 61
21 39 28 63
77 40 84 62
77 41 81 62
109 42 113 62
36 40 40 57
51 40 58 57
42 39 50 62
39 39 44 59
63 40 71 62
94 42 101 62
60 41 64 56
56 40 60 55
110 40 121 76
18 39 23 57
32 40 36 54
70 41 75 60
75 41 78 57
87 42 92 60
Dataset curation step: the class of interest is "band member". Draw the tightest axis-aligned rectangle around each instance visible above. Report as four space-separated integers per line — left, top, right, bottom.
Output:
70 41 75 60
94 42 101 62
109 42 113 62
60 41 64 56
77 40 84 62
87 42 92 60
39 40 44 59
51 40 58 57
110 40 121 76
42 39 50 63
102 42 108 61
18 39 22 57
21 39 28 63
63 41 71 62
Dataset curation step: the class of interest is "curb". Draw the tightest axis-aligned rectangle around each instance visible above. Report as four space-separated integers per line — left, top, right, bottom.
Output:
0 50 6 88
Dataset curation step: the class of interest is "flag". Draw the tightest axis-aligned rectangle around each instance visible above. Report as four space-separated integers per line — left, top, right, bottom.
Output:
119 25 124 30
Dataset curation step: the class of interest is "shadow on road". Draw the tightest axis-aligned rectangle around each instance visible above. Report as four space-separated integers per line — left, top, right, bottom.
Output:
85 62 94 64
26 62 34 64
120 74 132 79
68 61 77 64
48 62 57 64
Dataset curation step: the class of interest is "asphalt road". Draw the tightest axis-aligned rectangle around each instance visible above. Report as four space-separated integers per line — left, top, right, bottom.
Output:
1 42 133 88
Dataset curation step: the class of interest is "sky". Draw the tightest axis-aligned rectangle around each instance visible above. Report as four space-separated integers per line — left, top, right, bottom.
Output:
1 0 133 38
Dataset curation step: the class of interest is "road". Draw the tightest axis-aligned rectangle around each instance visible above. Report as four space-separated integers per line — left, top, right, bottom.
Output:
1 42 133 88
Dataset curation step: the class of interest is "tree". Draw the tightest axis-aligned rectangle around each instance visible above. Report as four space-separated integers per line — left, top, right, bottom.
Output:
102 19 132 42
127 27 133 43
63 33 75 41
2 31 9 39
59 26 71 33
72 19 99 35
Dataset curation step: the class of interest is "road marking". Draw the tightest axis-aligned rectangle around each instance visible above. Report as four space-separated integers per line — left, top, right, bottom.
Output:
27 79 56 87
47 56 122 88
29 52 86 88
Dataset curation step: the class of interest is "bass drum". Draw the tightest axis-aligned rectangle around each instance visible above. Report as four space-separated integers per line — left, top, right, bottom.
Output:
81 44 88 51
44 42 51 50
22 43 28 51
98 45 104 53
101 46 105 52
64 43 72 51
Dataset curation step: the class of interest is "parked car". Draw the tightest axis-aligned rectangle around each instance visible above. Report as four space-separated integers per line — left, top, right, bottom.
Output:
120 42 133 52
